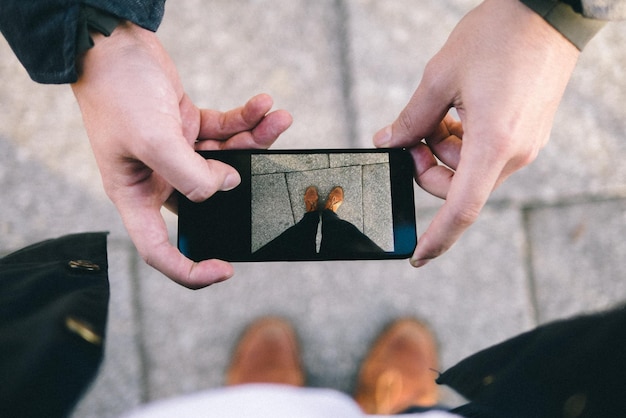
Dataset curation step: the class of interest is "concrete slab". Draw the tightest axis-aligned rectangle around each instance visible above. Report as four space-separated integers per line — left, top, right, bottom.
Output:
158 0 353 149
362 163 393 250
251 159 393 252
0 139 124 251
251 173 295 251
527 198 626 323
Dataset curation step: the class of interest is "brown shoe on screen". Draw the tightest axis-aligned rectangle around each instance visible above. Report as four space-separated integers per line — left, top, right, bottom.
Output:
304 186 319 212
324 186 344 213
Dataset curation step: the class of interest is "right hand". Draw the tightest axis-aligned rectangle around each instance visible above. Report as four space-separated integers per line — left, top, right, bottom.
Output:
374 0 580 267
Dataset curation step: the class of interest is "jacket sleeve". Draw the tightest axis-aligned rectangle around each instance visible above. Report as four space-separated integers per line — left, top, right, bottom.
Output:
519 0 625 50
0 0 165 84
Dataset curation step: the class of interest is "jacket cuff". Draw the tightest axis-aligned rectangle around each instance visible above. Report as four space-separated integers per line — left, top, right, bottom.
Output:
0 0 165 84
520 0 606 51
76 5 121 57
520 0 606 50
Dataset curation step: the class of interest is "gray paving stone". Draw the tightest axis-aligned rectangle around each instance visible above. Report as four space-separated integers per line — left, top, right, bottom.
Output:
251 158 394 252
251 173 295 251
527 198 626 323
72 239 144 418
158 0 353 149
362 163 393 250
0 139 125 251
252 154 330 175
329 152 389 167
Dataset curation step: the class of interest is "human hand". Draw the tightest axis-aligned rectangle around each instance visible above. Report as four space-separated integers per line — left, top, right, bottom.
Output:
72 22 292 288
374 0 580 267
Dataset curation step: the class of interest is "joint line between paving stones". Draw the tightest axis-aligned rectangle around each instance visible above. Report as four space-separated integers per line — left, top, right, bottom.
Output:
285 173 297 225
128 241 151 404
520 208 541 326
334 0 359 146
488 193 626 212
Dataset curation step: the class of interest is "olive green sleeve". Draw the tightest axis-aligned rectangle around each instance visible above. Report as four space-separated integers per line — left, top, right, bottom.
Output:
519 0 606 50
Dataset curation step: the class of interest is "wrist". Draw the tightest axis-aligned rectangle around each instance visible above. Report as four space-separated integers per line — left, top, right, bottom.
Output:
75 6 122 75
519 0 606 49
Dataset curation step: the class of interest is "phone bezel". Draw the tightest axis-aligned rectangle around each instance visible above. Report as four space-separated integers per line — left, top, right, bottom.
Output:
178 148 417 262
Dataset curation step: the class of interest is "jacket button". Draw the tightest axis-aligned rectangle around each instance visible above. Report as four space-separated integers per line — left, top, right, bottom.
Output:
65 316 103 346
67 260 101 272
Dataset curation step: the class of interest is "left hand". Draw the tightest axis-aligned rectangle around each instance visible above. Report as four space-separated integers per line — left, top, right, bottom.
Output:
72 23 292 288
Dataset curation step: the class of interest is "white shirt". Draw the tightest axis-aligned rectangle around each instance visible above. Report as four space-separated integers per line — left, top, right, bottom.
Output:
123 384 460 418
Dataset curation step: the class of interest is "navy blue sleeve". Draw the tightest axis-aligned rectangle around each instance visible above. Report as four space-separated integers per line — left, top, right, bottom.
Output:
0 0 165 84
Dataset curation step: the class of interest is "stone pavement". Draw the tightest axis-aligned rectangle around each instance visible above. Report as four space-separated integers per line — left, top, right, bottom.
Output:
1 1 626 416
251 151 394 252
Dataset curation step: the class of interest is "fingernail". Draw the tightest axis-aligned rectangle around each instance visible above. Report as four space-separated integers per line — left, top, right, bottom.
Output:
373 125 392 147
223 172 241 191
410 257 429 268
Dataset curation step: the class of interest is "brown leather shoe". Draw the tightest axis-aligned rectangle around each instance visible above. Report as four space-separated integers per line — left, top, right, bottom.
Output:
354 318 439 414
324 186 344 212
304 186 319 212
226 317 305 387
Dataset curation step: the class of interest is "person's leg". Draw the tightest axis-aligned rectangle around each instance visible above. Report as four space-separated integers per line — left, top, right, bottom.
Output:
226 317 305 387
354 318 442 415
319 187 384 256
253 186 320 260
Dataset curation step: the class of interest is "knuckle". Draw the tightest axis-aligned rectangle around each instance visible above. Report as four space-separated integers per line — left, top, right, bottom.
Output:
516 146 540 168
185 183 217 203
449 203 482 229
397 110 416 135
484 129 541 170
421 58 448 98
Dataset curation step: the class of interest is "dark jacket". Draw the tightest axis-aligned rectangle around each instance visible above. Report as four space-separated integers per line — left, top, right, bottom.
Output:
0 233 110 418
0 1 165 84
439 305 626 417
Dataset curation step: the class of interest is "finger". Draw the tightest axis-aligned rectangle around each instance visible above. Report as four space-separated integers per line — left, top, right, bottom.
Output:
374 63 452 148
121 202 234 288
195 109 293 151
141 137 241 202
424 115 463 171
410 138 506 267
198 93 277 140
149 245 235 289
409 143 455 200
197 109 292 150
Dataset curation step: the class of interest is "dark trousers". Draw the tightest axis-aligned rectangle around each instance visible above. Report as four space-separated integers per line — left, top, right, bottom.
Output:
254 210 383 260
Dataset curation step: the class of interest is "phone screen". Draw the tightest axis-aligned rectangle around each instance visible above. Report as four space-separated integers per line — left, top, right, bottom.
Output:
178 149 416 262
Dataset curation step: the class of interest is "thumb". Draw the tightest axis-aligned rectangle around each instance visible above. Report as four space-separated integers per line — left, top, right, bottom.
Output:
374 68 452 148
141 137 241 202
180 157 241 202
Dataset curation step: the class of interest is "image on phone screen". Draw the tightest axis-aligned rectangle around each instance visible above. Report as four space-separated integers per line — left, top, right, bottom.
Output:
178 149 416 262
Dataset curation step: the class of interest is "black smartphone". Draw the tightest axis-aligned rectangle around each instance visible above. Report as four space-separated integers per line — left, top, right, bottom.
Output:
178 148 416 262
